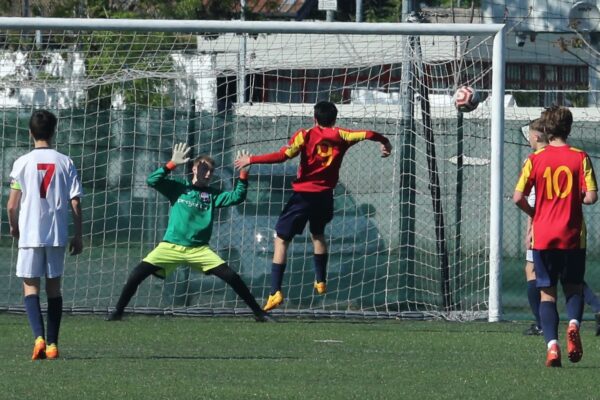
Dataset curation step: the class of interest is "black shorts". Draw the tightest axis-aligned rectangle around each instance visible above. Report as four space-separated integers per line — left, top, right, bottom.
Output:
532 249 586 288
275 191 334 241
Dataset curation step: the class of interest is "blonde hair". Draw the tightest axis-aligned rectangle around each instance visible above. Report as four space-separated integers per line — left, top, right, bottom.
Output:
529 118 549 143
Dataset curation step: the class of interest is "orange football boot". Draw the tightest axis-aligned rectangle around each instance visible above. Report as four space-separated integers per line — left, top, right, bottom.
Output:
545 343 561 367
263 291 284 311
32 337 46 361
46 343 59 360
567 323 583 363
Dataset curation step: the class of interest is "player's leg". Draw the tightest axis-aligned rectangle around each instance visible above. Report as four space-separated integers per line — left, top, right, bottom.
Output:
106 262 160 321
580 281 600 336
207 263 275 322
107 243 180 321
539 286 561 367
187 246 275 321
45 277 62 359
524 251 542 335
533 250 561 367
266 193 309 310
23 277 47 360
45 247 66 359
310 234 328 294
562 249 585 363
308 192 333 295
270 236 290 293
581 280 600 336
17 248 47 360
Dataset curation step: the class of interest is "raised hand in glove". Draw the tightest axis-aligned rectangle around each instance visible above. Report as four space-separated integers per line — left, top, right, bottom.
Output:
235 149 252 179
166 142 191 170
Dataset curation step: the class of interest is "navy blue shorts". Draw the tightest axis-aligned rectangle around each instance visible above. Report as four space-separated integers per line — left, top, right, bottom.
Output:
532 249 586 288
275 191 334 241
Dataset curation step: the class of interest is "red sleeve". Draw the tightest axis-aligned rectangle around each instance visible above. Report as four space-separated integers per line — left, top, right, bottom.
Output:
249 149 289 164
365 131 390 144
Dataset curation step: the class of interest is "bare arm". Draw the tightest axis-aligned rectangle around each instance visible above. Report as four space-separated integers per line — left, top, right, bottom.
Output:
583 191 598 205
525 216 533 251
6 189 21 239
513 190 535 218
69 197 83 255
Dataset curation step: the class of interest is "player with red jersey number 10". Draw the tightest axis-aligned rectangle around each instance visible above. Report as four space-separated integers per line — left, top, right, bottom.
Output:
513 106 598 367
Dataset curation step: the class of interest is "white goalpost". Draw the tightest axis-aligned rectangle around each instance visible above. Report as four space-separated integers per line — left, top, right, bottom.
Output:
0 18 505 321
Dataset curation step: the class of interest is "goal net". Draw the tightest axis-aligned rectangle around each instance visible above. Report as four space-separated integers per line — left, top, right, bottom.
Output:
0 19 505 320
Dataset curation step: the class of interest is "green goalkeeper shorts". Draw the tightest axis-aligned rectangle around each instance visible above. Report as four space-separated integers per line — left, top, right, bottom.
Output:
143 242 225 278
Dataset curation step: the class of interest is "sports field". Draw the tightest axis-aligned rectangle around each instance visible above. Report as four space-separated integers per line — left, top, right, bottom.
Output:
1 313 599 399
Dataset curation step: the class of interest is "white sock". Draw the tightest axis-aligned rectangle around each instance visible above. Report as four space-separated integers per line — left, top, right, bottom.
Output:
547 339 558 349
569 319 580 328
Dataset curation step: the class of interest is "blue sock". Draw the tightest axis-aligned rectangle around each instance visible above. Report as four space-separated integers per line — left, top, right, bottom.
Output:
24 295 45 340
539 301 559 345
583 283 600 313
526 280 541 328
46 296 62 345
270 263 286 295
313 253 328 283
566 293 584 322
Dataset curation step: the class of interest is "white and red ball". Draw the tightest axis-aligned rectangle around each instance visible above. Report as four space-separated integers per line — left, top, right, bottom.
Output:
454 86 480 113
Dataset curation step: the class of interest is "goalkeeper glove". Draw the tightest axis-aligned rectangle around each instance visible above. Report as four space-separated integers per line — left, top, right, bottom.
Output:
236 149 252 179
166 142 191 170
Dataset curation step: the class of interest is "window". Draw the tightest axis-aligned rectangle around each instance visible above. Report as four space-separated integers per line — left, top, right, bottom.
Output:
506 63 588 106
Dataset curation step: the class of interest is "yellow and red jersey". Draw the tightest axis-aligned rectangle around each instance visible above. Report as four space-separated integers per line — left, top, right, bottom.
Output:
515 145 597 249
250 126 388 192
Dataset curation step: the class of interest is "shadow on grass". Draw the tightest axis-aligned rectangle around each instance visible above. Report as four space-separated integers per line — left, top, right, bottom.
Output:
63 355 299 361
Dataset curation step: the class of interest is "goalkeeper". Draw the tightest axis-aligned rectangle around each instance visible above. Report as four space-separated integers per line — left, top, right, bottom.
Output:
107 143 274 322
234 101 392 311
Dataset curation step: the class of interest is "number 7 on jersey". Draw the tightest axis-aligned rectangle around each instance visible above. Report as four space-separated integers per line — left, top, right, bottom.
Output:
37 163 56 198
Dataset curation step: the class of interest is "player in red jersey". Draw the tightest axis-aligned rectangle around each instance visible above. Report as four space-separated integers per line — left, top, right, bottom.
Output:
521 119 600 338
234 101 392 311
514 106 597 367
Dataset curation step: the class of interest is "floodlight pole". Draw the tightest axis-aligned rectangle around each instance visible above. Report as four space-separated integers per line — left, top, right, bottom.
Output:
356 0 363 22
22 0 29 17
238 0 247 104
402 0 414 21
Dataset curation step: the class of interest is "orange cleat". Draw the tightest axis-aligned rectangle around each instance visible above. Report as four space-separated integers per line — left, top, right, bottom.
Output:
32 337 46 361
314 281 327 295
545 343 561 367
45 343 59 360
567 323 583 363
263 291 284 311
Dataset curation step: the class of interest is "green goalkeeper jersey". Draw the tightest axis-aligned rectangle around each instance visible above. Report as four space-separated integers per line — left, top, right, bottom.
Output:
147 166 247 247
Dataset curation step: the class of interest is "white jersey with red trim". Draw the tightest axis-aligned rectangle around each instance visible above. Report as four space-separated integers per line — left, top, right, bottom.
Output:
9 148 83 247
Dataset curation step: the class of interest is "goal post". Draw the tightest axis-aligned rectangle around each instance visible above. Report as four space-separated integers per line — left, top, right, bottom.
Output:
0 18 506 321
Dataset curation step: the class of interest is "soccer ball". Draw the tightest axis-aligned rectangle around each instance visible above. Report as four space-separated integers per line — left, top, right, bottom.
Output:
454 86 480 113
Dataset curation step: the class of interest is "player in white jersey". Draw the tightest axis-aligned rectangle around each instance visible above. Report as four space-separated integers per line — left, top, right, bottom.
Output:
7 110 83 360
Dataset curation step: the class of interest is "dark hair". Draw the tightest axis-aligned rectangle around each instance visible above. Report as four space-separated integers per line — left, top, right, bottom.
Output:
193 155 215 168
313 101 337 127
540 105 572 140
29 110 57 141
